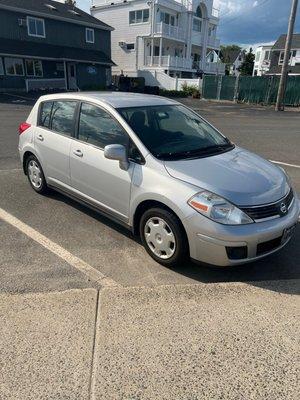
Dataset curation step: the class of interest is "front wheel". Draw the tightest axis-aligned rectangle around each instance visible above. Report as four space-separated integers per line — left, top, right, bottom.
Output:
139 207 189 267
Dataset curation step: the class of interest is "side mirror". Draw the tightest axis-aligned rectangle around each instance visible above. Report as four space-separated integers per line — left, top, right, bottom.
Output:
104 144 129 170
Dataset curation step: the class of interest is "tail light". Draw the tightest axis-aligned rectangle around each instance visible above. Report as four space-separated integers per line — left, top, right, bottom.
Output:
19 122 31 135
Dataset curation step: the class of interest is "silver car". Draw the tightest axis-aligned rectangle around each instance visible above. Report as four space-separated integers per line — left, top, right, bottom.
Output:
18 92 299 267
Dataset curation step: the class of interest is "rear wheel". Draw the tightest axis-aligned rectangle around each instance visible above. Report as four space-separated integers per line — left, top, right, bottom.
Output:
26 155 48 194
139 207 188 267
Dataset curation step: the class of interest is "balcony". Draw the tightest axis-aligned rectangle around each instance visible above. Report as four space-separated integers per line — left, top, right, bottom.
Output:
154 22 185 41
145 55 192 69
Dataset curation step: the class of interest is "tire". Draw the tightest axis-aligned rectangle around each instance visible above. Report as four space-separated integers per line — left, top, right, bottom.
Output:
26 155 48 194
139 207 189 267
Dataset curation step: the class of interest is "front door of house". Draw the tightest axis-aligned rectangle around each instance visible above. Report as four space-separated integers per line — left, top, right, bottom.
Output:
67 63 77 90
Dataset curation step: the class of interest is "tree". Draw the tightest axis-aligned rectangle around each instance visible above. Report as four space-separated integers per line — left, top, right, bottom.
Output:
238 48 255 76
219 45 242 64
219 45 242 75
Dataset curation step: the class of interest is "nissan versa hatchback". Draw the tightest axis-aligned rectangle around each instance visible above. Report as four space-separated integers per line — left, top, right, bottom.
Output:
18 92 299 267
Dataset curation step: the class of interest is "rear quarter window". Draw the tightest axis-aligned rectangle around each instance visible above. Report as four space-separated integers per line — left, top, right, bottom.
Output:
39 101 53 128
38 100 77 136
51 101 77 136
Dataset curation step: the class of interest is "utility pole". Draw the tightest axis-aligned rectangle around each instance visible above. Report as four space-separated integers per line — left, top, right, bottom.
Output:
275 0 299 111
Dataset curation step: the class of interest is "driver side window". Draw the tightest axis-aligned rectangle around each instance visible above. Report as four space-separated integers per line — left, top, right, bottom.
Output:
78 103 128 149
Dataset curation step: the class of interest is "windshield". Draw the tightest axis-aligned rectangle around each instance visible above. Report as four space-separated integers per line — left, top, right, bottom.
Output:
117 105 234 161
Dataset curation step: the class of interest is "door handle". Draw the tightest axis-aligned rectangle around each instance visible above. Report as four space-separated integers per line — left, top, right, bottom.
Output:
73 149 83 157
37 134 44 141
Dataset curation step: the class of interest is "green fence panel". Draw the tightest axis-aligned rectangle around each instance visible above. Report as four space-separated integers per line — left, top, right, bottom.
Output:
238 76 271 104
284 76 300 106
203 74 300 106
202 75 218 99
220 76 236 101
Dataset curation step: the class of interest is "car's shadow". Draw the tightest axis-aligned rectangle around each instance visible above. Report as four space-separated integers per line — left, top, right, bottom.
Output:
49 190 300 296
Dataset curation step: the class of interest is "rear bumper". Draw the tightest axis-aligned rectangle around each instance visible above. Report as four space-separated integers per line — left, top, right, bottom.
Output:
183 194 300 266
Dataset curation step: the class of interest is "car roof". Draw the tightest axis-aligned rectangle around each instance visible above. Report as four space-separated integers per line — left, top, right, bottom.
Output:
37 92 180 109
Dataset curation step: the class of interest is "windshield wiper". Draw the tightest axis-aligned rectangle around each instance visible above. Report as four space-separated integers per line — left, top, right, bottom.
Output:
156 143 234 160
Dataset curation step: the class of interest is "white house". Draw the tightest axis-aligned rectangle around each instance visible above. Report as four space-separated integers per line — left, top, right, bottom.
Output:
253 45 273 76
91 0 225 88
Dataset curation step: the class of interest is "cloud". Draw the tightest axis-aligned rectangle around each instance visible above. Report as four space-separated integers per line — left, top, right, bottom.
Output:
218 0 300 46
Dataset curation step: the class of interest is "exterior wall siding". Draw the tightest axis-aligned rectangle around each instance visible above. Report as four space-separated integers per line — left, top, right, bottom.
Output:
76 63 109 89
93 2 151 74
0 9 111 55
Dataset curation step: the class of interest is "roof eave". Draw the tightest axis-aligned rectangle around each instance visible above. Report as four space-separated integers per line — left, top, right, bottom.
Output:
0 3 114 31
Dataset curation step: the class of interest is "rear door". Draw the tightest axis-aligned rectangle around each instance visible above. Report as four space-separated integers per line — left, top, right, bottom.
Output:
70 102 134 221
34 100 77 186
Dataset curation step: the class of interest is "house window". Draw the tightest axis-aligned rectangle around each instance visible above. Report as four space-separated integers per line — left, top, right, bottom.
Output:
27 17 45 38
278 51 295 65
126 43 135 50
255 51 261 62
0 58 4 75
86 28 95 43
4 57 24 76
160 12 176 26
194 6 202 18
192 18 202 32
25 59 43 77
264 50 270 60
129 9 149 24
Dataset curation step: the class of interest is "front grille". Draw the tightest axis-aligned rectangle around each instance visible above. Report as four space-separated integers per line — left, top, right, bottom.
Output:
257 236 282 256
241 189 294 221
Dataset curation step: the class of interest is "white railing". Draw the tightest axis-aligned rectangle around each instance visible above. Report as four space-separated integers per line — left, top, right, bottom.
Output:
145 55 193 69
25 78 66 92
207 37 220 48
155 22 185 41
202 62 225 74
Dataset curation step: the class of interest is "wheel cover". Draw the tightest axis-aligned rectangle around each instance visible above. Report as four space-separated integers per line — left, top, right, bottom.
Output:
144 217 176 260
28 160 42 189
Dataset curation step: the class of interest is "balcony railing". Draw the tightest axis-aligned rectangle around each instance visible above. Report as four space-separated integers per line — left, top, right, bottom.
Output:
207 37 220 48
154 22 185 41
202 62 225 74
145 55 192 69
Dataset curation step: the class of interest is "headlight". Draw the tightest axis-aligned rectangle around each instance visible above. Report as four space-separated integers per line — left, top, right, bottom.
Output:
188 191 254 225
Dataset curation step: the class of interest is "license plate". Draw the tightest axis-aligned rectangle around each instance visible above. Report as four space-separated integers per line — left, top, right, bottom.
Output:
281 224 297 244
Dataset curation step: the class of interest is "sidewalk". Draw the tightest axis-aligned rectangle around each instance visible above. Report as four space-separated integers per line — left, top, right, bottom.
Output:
1 281 299 400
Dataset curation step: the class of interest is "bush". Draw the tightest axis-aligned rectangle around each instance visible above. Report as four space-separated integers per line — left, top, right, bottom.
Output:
181 82 200 98
159 89 188 98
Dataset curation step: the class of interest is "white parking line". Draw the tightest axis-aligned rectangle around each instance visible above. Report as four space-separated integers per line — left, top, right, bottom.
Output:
0 207 119 288
270 160 300 169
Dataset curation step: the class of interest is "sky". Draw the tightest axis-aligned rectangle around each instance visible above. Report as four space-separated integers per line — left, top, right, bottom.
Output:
76 0 300 47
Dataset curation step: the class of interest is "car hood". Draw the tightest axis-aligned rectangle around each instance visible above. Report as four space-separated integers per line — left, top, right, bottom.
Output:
164 147 288 206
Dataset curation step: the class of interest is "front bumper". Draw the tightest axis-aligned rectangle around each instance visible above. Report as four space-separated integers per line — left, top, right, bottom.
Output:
183 194 300 266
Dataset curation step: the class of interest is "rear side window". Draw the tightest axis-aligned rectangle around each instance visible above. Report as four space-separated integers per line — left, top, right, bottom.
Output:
39 101 53 128
78 103 128 148
51 101 77 136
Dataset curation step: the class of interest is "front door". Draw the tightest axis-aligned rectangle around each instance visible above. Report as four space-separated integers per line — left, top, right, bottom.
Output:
67 63 77 90
70 102 134 221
